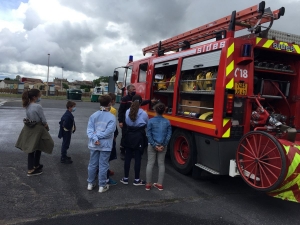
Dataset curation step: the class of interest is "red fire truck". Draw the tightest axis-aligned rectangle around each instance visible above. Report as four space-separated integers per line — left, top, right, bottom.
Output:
113 1 300 202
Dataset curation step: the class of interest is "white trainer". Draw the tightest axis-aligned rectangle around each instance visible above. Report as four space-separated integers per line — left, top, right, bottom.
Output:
99 185 109 193
87 183 96 191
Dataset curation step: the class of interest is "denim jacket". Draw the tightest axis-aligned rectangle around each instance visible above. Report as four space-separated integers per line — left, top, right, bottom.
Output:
87 110 116 151
146 115 172 148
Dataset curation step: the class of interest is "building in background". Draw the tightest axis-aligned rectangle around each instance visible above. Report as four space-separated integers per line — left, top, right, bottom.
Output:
0 80 20 89
20 77 43 83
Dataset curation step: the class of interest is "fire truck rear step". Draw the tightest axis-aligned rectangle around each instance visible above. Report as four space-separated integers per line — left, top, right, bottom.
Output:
195 163 220 175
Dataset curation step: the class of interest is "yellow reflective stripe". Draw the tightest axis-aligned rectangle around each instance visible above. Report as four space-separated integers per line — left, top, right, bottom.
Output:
271 145 300 193
263 40 274 48
222 128 230 138
279 42 287 45
294 145 300 151
271 174 300 194
222 119 230 138
147 111 216 129
287 151 300 179
283 145 300 179
273 190 297 202
227 43 234 58
226 60 234 76
223 118 230 126
256 37 262 44
283 144 290 155
294 45 300 54
226 78 234 89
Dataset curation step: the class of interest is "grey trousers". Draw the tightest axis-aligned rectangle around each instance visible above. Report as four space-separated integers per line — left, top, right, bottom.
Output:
146 145 167 185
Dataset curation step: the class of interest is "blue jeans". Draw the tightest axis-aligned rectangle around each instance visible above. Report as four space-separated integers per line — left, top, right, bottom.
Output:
87 150 110 187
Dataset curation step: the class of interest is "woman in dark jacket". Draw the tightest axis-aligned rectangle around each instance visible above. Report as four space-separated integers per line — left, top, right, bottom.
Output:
15 89 54 176
120 94 149 186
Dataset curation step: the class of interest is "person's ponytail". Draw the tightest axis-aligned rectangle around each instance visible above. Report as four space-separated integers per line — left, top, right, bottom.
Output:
22 91 30 107
128 94 142 122
129 101 140 121
22 89 40 108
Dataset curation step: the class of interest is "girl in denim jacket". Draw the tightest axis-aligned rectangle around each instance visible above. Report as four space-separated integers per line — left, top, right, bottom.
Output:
146 103 172 191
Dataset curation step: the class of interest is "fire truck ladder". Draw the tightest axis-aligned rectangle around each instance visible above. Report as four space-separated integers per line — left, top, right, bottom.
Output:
143 1 285 56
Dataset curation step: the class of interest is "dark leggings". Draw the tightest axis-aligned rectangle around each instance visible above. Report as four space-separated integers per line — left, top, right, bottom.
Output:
28 150 42 170
120 123 127 154
124 147 142 179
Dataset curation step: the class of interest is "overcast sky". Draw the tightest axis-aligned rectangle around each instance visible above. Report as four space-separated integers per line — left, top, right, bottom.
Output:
0 0 299 82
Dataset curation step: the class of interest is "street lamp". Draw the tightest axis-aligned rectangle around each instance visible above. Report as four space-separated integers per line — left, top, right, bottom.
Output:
61 66 64 91
46 53 50 96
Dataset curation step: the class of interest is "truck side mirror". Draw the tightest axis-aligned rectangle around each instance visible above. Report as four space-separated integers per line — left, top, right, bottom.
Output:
113 71 119 81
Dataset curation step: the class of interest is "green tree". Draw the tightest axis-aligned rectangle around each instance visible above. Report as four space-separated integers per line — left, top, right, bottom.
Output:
93 76 109 87
63 83 69 89
80 84 92 90
4 77 11 80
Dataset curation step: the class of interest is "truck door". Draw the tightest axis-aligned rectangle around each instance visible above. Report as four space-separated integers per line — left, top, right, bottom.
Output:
134 61 148 99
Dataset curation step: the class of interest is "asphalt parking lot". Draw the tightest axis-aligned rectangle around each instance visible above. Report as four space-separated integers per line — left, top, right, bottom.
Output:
1 98 300 225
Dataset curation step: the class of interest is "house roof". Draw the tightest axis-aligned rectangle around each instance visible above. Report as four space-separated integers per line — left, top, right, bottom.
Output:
21 77 43 83
2 80 19 84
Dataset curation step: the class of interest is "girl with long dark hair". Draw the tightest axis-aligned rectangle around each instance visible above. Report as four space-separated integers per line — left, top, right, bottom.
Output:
16 89 54 176
120 94 149 186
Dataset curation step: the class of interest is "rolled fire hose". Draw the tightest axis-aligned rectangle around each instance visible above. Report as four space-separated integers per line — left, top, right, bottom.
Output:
199 111 213 121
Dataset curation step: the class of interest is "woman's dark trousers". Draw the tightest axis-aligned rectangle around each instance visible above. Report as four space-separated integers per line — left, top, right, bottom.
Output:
28 150 41 170
124 147 142 179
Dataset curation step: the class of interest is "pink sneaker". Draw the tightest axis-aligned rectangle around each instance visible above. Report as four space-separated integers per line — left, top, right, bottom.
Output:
153 183 163 191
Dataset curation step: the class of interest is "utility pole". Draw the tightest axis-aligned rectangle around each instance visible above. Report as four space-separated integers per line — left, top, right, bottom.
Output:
61 66 64 91
46 53 50 96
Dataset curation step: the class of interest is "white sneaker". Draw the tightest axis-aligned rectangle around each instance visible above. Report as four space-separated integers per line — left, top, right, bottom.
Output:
87 183 96 191
99 185 109 193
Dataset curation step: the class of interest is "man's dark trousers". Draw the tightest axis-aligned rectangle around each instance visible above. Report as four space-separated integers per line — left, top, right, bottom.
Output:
61 130 72 160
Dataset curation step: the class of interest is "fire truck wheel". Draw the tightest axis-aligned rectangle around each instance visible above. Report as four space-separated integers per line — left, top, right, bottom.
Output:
170 129 196 175
236 131 286 192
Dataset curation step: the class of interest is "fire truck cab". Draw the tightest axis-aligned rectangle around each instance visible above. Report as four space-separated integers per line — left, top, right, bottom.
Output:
113 1 300 202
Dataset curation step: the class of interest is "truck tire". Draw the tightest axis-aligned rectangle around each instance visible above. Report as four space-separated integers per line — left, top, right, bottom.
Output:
236 131 286 192
170 129 196 175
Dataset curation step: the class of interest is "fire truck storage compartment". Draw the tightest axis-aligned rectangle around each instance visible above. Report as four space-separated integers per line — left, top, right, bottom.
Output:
254 48 296 75
152 59 178 112
179 95 214 118
180 50 221 93
153 59 178 91
252 48 299 127
253 78 290 98
194 133 239 175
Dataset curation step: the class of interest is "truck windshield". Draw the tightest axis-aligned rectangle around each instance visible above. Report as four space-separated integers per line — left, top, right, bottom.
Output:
114 67 126 89
115 66 132 90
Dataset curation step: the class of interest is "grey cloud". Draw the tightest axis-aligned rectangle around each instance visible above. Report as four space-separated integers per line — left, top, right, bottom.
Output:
43 20 100 72
103 29 120 39
0 28 27 63
59 0 192 45
23 7 42 31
